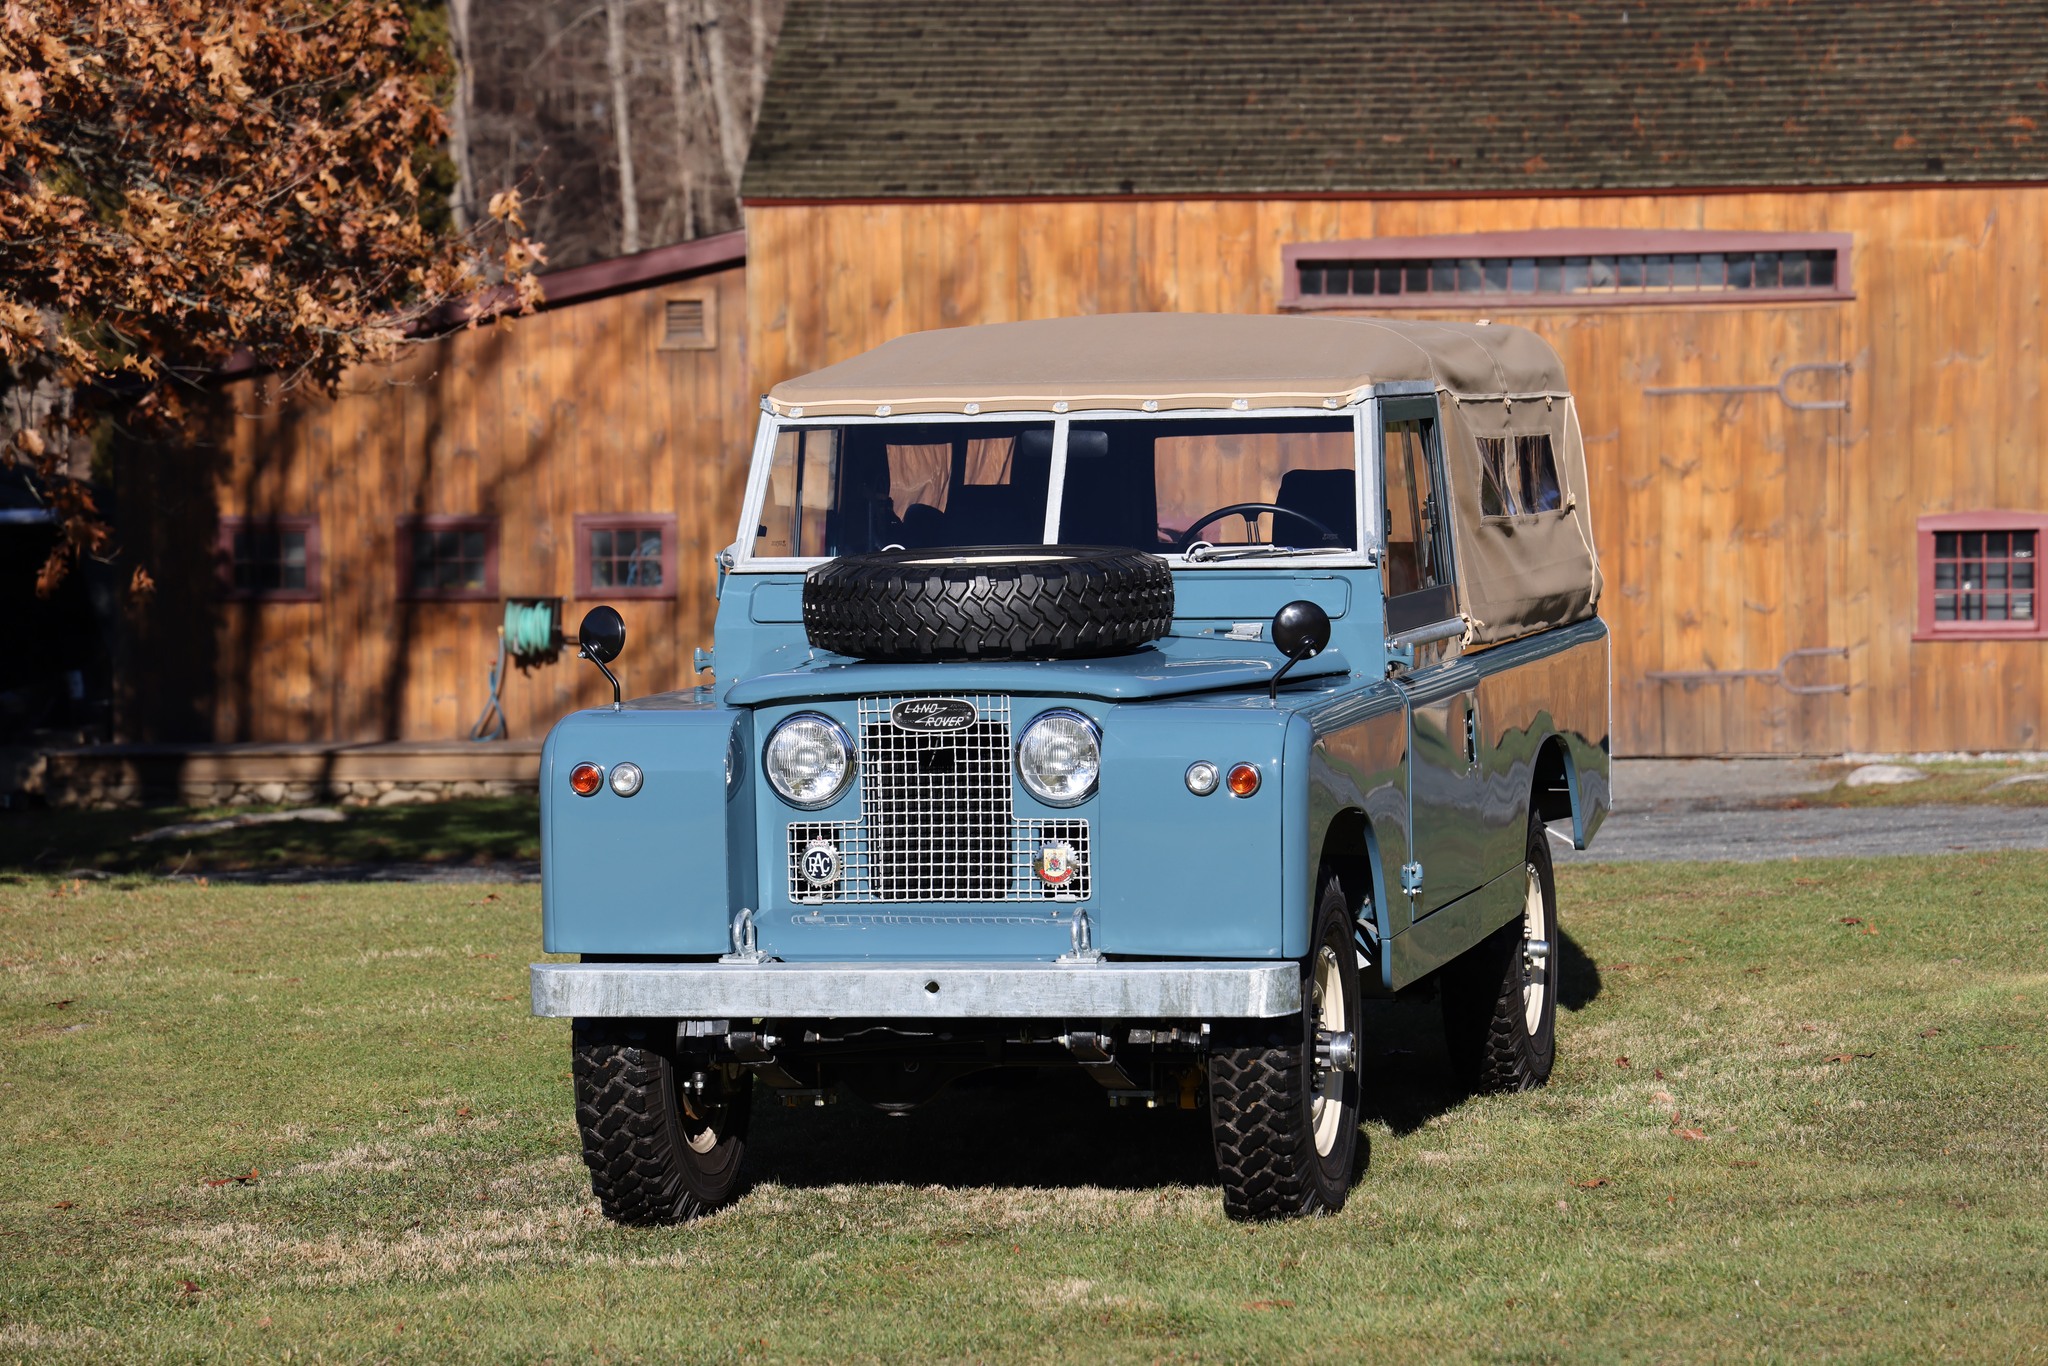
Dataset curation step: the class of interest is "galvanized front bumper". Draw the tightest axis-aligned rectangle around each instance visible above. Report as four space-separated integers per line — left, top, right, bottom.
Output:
530 960 1300 1020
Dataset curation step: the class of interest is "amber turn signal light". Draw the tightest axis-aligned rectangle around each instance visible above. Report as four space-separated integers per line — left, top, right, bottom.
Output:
569 761 605 796
1227 763 1261 797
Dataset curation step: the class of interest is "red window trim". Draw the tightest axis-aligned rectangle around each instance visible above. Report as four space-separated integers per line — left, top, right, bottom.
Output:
1914 510 2048 642
398 515 500 602
216 515 321 602
574 513 679 600
1281 228 1854 311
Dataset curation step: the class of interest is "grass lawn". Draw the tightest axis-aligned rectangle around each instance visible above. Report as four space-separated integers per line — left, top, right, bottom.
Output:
0 798 540 877
2 856 2045 1363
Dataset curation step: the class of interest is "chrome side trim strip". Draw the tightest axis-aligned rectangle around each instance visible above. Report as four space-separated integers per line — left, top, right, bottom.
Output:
531 960 1301 1020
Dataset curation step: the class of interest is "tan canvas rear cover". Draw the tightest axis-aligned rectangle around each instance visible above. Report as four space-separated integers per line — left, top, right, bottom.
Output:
1439 391 1603 646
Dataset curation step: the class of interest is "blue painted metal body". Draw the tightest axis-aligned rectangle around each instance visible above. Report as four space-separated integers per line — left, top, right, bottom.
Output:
540 556 1612 993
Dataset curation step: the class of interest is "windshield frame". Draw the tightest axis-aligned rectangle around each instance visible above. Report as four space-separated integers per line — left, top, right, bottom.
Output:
729 403 1382 573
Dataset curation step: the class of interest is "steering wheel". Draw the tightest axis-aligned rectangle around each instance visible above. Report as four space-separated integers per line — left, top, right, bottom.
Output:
1176 502 1344 551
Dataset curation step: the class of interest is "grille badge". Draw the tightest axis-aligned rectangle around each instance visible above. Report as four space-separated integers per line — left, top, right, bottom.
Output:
890 697 979 733
800 839 840 887
1034 842 1078 886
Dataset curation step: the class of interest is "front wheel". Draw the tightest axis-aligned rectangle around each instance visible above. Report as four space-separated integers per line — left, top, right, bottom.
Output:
1440 809 1560 1092
1208 870 1362 1220
572 1019 752 1224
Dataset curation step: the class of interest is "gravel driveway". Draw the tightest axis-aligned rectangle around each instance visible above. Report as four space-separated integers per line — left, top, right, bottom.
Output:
1555 804 2048 863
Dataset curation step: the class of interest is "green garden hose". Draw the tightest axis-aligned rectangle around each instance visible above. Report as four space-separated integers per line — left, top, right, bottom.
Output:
469 600 560 741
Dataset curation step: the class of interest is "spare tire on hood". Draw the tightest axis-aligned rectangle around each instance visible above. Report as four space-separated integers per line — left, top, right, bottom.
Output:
801 545 1174 662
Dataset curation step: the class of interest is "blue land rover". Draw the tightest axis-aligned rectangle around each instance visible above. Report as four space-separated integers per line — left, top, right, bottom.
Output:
532 313 1610 1221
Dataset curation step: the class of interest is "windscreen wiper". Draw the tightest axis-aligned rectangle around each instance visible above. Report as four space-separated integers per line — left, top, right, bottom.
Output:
1182 542 1343 564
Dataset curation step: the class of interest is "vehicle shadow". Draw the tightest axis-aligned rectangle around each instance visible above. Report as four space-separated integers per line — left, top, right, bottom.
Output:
1359 927 1602 1137
743 929 1600 1192
744 1067 1218 1192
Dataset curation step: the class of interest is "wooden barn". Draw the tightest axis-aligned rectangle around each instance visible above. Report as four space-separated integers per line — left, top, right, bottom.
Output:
109 231 750 756
740 0 2048 757
81 0 2048 777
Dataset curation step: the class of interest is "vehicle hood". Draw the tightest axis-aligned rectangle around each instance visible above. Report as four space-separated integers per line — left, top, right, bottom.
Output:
721 635 1352 706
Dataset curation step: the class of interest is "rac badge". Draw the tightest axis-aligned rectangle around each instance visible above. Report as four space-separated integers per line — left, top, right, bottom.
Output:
891 698 979 733
1033 841 1078 887
800 839 840 888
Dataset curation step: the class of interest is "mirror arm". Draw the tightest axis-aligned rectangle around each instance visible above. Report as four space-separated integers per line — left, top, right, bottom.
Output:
1269 642 1316 703
581 644 623 710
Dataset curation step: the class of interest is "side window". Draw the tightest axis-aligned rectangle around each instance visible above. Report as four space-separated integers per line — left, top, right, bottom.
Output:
1380 413 1457 633
1477 433 1563 519
1517 434 1563 513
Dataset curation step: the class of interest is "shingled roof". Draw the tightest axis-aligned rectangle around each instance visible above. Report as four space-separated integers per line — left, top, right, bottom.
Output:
743 0 2048 200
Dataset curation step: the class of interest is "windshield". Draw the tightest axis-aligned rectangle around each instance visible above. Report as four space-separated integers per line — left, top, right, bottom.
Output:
1062 417 1357 554
754 422 1055 558
751 415 1358 559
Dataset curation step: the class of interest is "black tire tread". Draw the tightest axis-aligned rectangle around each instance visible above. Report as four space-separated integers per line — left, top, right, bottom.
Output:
802 544 1173 662
571 1019 746 1225
1209 1039 1325 1221
1441 814 1558 1094
1208 871 1357 1222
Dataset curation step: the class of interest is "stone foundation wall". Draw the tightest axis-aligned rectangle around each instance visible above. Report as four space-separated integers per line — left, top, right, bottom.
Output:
14 744 543 810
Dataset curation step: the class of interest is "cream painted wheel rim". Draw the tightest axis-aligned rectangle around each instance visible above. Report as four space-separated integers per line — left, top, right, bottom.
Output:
1521 862 1551 1036
1309 942 1348 1158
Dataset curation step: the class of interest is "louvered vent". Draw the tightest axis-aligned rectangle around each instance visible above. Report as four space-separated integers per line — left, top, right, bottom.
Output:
663 297 708 347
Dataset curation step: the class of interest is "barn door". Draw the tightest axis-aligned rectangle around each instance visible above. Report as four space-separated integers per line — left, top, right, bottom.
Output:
1625 307 1850 755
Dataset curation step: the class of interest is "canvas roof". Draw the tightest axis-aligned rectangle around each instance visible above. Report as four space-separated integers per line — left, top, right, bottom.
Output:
746 0 2048 201
765 314 1565 417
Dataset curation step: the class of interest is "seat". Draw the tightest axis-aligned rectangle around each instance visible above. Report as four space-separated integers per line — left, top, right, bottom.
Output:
1274 467 1357 548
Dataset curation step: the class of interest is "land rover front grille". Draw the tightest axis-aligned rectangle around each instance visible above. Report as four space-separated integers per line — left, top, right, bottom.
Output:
786 695 1089 904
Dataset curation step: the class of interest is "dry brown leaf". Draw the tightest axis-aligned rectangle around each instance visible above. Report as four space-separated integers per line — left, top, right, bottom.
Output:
203 1168 259 1187
1614 1056 1631 1068
1242 1300 1295 1312
50 1201 74 1210
1574 1177 1609 1188
1674 1126 1706 1141
1920 1028 1941 1038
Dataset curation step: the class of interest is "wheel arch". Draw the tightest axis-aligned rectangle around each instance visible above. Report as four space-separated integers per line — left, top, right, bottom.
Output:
1531 732 1586 848
1317 807 1395 989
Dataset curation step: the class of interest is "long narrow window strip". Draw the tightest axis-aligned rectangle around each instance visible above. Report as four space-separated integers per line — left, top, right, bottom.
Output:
1298 249 1839 300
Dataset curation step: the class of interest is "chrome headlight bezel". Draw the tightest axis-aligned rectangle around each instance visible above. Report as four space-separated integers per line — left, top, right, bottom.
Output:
763 712 856 809
1016 708 1102 808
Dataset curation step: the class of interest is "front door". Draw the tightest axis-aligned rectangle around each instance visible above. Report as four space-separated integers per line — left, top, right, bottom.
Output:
1381 399 1486 922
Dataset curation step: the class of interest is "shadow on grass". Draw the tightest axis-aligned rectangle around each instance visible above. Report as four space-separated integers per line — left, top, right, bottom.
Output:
0 796 541 876
742 929 1604 1190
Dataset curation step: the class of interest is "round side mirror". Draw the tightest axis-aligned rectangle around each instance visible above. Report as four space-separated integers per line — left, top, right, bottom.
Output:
578 605 626 664
1271 600 1332 660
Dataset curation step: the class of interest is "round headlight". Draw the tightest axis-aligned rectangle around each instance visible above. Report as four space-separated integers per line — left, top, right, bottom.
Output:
1017 709 1101 807
764 713 855 808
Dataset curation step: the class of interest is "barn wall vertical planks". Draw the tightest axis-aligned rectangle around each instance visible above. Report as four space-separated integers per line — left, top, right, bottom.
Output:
744 187 2048 755
118 255 753 745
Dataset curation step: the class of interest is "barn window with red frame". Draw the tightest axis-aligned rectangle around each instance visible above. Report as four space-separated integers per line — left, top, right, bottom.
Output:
576 514 677 599
218 516 320 601
400 516 499 601
1916 512 2046 641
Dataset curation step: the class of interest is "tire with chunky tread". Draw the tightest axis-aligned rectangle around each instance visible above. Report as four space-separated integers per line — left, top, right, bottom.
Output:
1208 871 1361 1221
572 1018 751 1225
1440 808 1560 1093
802 545 1173 662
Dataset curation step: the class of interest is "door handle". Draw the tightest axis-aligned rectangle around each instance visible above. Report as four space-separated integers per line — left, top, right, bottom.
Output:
1463 698 1479 768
